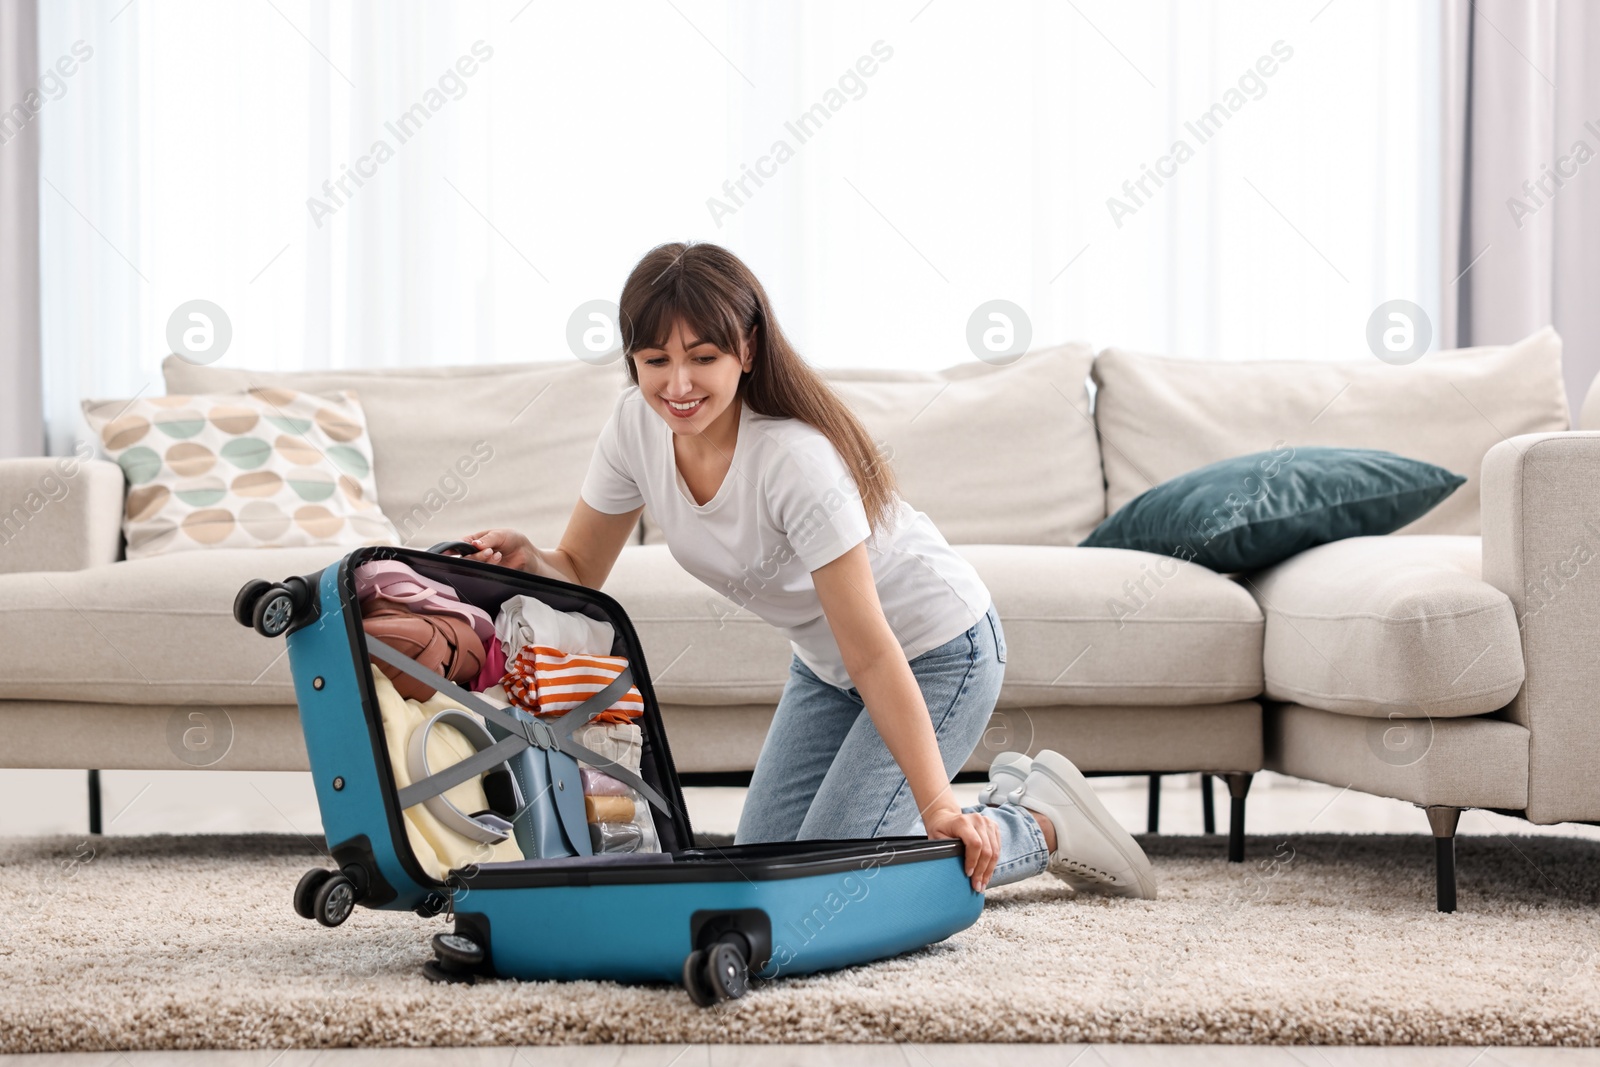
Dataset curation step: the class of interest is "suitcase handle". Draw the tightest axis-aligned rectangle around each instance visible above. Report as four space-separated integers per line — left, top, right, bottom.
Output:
427 540 479 556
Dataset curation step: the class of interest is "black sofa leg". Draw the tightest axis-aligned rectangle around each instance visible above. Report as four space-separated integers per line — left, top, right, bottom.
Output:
1427 805 1461 913
1225 773 1253 862
1146 774 1161 834
88 769 102 835
1201 773 1216 835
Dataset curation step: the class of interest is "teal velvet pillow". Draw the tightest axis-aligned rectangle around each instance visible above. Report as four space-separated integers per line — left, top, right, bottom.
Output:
1079 446 1467 572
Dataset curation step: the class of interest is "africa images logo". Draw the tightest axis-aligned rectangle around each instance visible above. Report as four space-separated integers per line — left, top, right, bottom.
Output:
706 40 894 228
305 41 494 228
1105 40 1294 228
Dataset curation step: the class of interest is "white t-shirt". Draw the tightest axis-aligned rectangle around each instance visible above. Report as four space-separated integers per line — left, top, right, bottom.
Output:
579 384 991 689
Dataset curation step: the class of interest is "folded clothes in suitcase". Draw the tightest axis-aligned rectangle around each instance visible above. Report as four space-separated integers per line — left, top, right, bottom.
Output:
236 541 984 1005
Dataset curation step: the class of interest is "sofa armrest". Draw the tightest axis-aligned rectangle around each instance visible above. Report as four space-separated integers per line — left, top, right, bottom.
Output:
0 451 125 573
1481 431 1600 823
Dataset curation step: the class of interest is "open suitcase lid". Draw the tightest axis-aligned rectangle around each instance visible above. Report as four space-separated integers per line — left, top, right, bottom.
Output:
338 543 698 881
272 542 964 902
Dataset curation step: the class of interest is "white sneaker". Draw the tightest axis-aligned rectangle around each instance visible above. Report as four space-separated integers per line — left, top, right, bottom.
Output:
1022 749 1158 899
977 751 1032 807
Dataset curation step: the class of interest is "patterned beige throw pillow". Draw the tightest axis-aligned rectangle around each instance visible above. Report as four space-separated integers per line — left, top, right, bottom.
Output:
81 387 401 559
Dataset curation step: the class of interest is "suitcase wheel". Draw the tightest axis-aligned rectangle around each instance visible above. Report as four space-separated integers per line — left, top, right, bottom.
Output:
292 867 333 920
252 584 298 638
424 932 484 985
431 932 485 969
233 579 271 628
682 948 716 1007
312 871 358 927
422 958 475 985
683 938 750 1007
294 866 364 926
706 939 750 1000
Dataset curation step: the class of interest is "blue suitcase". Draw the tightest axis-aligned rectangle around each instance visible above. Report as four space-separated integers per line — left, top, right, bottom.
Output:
235 541 983 1004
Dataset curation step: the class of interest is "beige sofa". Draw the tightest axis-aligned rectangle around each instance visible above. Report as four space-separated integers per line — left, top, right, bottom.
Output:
0 327 1589 910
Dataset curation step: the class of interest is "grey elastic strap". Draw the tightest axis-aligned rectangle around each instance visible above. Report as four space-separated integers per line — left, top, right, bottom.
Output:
405 709 523 843
396 730 528 812
504 664 672 815
366 637 672 815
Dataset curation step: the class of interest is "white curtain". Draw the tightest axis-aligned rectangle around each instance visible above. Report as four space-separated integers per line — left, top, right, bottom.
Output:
1440 0 1600 422
1 0 42 458
39 0 1439 458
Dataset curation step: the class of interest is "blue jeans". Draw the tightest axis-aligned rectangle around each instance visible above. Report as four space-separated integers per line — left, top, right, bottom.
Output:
734 601 1050 889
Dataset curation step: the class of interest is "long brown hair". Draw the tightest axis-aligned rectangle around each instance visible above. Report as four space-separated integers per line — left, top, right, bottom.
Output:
618 241 900 538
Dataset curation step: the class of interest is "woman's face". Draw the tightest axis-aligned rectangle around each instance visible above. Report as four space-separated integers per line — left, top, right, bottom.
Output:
632 316 752 440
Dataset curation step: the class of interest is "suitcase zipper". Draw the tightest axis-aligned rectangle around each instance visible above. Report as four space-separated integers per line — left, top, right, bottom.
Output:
605 594 696 851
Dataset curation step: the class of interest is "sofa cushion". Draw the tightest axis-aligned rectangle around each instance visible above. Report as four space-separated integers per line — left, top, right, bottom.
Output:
603 544 794 705
162 355 633 550
81 388 399 560
0 540 1262 713
962 544 1263 706
1092 326 1568 537
639 342 1104 548
1246 535 1524 718
0 547 342 706
1081 447 1467 572
602 543 1263 708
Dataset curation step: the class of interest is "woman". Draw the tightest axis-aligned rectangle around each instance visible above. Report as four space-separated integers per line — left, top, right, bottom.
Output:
462 241 1155 897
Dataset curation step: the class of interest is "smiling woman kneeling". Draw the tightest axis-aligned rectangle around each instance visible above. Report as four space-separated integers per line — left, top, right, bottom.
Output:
463 240 1156 899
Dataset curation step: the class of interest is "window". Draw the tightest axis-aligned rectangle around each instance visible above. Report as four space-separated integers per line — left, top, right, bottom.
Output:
40 0 1439 455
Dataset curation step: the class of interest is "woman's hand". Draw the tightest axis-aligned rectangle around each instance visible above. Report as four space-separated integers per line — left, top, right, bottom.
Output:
924 803 1001 893
461 529 537 573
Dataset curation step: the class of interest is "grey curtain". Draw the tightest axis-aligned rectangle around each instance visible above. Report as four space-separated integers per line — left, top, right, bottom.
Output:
0 0 42 458
1442 0 1600 422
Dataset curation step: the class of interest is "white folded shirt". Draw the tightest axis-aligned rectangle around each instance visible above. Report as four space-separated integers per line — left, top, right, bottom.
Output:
494 594 616 661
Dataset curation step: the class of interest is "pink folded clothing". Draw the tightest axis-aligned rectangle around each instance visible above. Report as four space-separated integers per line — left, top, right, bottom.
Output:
579 766 631 796
471 637 507 692
353 560 496 647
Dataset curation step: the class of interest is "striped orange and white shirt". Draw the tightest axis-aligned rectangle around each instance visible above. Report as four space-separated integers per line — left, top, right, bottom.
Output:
500 644 644 726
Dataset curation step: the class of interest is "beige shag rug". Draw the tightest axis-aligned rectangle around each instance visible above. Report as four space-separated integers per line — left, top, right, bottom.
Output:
4 830 1600 1051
